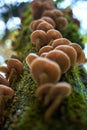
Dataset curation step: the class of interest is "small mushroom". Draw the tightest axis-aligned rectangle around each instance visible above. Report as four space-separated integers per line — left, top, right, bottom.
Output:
0 74 9 86
70 43 85 64
26 53 39 68
55 45 77 66
47 29 62 44
29 19 44 31
52 38 71 48
30 30 47 50
46 50 71 73
7 58 23 83
41 16 56 28
51 9 64 19
35 83 53 101
36 21 54 32
0 66 9 78
40 52 48 57
55 16 68 30
30 57 61 85
0 84 14 99
44 82 72 121
39 45 53 56
42 10 54 20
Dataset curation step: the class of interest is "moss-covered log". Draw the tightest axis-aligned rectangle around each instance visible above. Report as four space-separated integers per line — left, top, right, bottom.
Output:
1 1 87 130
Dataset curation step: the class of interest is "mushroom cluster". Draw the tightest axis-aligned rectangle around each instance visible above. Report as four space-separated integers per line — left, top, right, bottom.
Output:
0 55 23 108
26 0 86 121
30 0 68 30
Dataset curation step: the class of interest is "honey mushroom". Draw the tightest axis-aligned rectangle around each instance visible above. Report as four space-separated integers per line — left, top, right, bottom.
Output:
35 83 53 101
7 58 23 83
46 29 63 45
52 38 71 48
0 74 9 86
44 82 72 121
55 16 68 30
30 57 61 85
39 45 53 56
0 66 9 78
29 19 44 31
26 53 39 68
30 30 47 50
55 45 77 66
0 84 14 107
0 84 14 99
45 50 71 73
36 21 54 32
70 43 85 65
41 16 56 28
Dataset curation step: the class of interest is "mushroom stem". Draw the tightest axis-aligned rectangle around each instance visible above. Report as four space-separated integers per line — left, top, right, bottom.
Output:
39 73 49 85
44 94 63 122
8 68 17 83
36 39 42 51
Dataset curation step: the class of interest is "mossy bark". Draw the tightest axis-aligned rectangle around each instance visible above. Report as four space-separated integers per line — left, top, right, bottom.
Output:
1 3 87 130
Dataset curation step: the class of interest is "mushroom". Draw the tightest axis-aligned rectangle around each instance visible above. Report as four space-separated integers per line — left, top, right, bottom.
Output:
36 21 54 32
29 19 44 31
41 16 56 28
55 45 77 66
47 29 62 44
70 43 85 64
52 38 71 48
46 50 71 73
40 52 48 57
0 84 14 99
26 53 39 68
7 58 23 83
35 83 53 101
55 16 68 30
0 74 9 86
39 45 53 56
30 30 47 50
0 66 9 78
30 57 61 85
44 82 72 121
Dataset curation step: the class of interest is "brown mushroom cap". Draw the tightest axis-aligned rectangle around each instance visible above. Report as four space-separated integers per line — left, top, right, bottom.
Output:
7 58 23 74
0 74 9 86
0 66 9 74
39 45 53 56
29 19 44 31
51 9 64 18
52 38 71 48
44 82 72 121
47 29 62 44
70 43 85 64
55 16 68 30
0 84 14 98
26 53 39 68
30 57 61 84
30 30 47 49
46 50 71 73
35 83 53 100
36 21 54 32
41 16 56 28
42 10 54 20
40 52 48 57
55 45 77 66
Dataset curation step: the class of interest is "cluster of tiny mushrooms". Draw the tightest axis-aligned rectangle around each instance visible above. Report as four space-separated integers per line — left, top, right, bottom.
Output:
26 0 86 121
0 0 86 122
0 55 23 108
